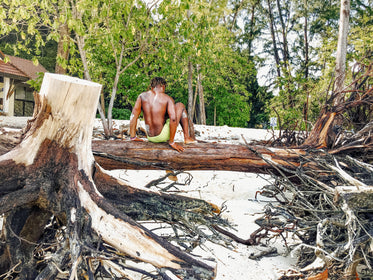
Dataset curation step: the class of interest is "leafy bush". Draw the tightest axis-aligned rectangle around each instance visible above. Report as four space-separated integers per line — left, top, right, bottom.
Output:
111 108 132 120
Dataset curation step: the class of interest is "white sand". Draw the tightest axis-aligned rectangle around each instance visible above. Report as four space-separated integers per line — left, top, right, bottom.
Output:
110 169 298 280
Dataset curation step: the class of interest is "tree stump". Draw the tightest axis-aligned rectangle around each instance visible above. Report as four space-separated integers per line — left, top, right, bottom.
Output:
0 73 216 279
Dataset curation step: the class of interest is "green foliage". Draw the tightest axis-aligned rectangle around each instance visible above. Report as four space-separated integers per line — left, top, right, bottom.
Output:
26 72 45 91
0 33 57 72
110 108 132 120
206 88 251 127
1 0 370 131
349 1 373 63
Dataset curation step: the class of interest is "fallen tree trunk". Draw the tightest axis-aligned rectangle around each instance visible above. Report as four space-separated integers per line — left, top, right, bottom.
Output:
0 128 307 174
92 140 305 173
0 74 219 279
1 130 371 175
0 131 304 174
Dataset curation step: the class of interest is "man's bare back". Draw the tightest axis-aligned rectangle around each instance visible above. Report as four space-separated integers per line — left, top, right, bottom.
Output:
138 90 174 137
129 77 195 152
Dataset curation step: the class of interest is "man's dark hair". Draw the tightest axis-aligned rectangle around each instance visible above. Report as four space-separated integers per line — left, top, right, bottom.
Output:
150 77 167 88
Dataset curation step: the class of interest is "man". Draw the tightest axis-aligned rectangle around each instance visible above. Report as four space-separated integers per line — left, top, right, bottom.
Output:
129 77 196 152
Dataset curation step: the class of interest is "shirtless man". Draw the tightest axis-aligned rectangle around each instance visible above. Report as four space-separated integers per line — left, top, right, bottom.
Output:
129 77 195 152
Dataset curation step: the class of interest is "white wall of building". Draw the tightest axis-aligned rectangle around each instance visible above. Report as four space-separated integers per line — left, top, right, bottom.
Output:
2 77 15 116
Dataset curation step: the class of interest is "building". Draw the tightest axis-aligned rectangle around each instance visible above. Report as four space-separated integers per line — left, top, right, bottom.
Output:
0 50 47 116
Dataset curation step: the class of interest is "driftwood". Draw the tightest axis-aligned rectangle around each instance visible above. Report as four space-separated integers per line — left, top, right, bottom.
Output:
0 74 225 279
0 130 306 174
1 126 371 175
0 133 371 176
251 62 373 280
252 152 373 279
303 61 373 150
92 140 305 173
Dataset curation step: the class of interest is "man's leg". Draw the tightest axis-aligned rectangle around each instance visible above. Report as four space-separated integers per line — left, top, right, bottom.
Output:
175 103 195 143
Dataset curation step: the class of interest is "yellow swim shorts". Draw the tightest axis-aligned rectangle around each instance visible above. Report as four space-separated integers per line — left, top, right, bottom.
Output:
147 119 170 143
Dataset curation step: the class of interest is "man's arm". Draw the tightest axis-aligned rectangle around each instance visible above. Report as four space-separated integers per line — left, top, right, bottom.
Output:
167 97 184 152
129 96 142 140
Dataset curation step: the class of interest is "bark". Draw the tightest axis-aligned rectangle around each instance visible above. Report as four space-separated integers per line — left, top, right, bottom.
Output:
197 65 206 125
187 59 196 138
303 0 309 81
303 0 310 131
91 140 305 174
55 23 69 75
188 59 194 118
302 111 337 148
334 0 350 100
198 74 206 125
0 74 216 279
1 130 371 175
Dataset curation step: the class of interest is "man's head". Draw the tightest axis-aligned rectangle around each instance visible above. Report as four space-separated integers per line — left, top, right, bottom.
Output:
150 77 167 89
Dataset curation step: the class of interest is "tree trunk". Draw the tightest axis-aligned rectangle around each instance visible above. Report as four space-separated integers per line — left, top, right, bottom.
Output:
1 130 371 176
107 64 121 136
303 0 351 148
334 0 350 101
303 0 309 82
187 59 196 138
197 66 206 125
0 73 216 279
276 0 289 65
303 0 310 132
192 65 200 123
188 59 194 118
266 0 281 78
214 105 216 126
246 1 258 55
91 140 305 174
302 111 337 148
55 23 69 74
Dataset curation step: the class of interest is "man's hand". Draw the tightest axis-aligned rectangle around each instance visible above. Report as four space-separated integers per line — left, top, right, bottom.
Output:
130 136 144 142
169 141 184 152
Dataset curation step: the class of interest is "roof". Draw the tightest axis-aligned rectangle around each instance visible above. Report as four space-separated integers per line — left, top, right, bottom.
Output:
0 50 47 80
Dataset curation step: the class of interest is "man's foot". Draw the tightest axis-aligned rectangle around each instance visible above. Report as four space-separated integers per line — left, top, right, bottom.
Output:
184 138 197 144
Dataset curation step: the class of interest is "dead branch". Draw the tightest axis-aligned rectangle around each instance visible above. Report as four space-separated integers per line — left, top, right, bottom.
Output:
252 146 373 279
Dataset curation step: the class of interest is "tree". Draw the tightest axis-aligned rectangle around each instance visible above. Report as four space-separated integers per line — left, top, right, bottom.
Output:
147 0 255 127
334 0 351 99
251 0 340 130
303 0 351 148
160 0 228 125
0 0 264 129
87 1 153 136
0 0 154 137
